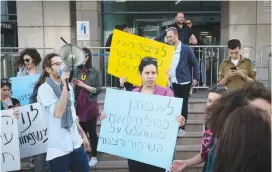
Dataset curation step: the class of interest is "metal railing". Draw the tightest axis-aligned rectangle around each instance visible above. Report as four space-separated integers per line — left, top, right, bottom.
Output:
259 45 272 88
1 45 268 88
1 47 56 78
87 45 257 89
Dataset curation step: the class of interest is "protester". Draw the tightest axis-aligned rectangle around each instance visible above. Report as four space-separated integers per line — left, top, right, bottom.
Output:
170 85 227 172
213 105 271 172
105 24 129 52
218 39 256 91
101 57 185 172
17 48 42 76
155 12 197 45
166 27 200 137
185 18 197 45
1 78 20 111
73 47 102 167
205 84 271 171
35 53 90 172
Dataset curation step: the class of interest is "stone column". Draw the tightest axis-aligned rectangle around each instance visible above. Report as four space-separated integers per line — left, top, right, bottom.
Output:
220 1 271 86
17 1 75 57
76 1 102 76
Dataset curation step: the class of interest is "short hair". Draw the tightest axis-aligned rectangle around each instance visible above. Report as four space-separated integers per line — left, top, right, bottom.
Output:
213 105 271 172
176 12 184 17
228 39 241 49
167 27 178 36
120 24 128 31
114 25 120 29
18 48 42 67
210 85 271 138
138 57 158 74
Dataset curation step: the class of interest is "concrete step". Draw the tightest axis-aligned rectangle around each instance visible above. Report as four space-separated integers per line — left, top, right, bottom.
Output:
96 119 205 133
96 145 201 161
91 160 204 172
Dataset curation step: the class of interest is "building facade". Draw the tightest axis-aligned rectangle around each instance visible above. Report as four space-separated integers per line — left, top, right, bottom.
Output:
1 1 271 86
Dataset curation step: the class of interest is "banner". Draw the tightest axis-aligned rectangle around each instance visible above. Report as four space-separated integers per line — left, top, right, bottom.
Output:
97 88 183 169
17 103 48 158
107 29 175 87
1 110 21 172
10 74 40 106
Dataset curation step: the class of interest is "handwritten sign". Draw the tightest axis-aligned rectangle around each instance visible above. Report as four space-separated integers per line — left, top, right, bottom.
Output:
1 110 21 171
10 74 40 105
97 88 183 169
108 29 175 87
17 103 48 158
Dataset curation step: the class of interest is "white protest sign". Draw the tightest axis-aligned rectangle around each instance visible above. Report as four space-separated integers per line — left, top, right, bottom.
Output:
17 103 48 158
1 110 21 172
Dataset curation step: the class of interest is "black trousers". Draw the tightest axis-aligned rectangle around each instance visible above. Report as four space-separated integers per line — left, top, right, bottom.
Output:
128 159 165 172
172 82 191 130
80 117 98 157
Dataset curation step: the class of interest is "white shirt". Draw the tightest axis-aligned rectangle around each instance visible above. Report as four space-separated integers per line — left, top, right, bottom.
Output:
170 41 191 85
37 82 82 161
231 59 239 66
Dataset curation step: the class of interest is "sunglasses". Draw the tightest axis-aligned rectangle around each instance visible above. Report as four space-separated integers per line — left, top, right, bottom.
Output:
1 79 11 84
186 22 192 25
142 57 157 62
24 59 31 63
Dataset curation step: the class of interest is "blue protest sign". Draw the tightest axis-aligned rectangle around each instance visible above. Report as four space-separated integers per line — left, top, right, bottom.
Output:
97 88 183 169
10 74 40 105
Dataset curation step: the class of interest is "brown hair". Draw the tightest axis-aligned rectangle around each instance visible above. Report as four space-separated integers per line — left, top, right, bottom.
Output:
32 53 59 102
209 84 271 138
213 105 271 172
18 48 42 67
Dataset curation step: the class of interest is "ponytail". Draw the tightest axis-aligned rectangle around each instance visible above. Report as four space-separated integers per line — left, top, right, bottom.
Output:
32 71 48 103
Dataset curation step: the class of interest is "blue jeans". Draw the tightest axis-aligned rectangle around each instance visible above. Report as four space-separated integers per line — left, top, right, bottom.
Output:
49 146 90 172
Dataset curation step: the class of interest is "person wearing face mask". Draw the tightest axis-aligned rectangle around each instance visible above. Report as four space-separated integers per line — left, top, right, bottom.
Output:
33 53 90 172
72 47 102 167
17 48 43 76
101 57 186 172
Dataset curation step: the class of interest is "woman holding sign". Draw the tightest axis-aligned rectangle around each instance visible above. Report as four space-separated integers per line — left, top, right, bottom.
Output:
101 57 185 172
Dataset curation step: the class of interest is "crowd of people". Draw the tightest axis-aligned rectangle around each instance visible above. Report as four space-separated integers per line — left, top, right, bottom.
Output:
1 11 271 172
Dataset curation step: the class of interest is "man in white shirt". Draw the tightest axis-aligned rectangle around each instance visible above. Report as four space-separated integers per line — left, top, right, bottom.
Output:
166 27 200 137
36 53 90 172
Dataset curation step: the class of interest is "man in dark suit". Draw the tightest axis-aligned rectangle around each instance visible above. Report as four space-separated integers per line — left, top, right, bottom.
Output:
166 27 200 137
155 12 197 45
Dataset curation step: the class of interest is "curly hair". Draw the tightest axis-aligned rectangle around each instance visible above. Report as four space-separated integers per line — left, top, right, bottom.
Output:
209 84 271 138
18 48 42 67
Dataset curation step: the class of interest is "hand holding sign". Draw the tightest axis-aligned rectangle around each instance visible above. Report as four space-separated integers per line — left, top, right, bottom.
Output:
108 29 175 87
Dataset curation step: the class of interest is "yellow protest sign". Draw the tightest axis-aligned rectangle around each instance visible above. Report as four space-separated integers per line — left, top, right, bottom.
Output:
107 29 175 87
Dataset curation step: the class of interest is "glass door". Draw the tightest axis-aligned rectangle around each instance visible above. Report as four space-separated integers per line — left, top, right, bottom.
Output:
135 20 160 39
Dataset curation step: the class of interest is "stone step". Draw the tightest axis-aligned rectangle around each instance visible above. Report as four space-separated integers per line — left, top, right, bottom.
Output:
96 120 205 133
96 145 201 161
91 160 204 172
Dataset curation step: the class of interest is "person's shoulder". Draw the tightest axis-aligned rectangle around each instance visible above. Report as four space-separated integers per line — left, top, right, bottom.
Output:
38 82 52 94
243 57 253 63
220 59 228 65
132 87 140 92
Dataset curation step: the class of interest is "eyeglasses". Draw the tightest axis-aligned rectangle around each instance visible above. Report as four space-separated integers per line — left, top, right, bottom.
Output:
51 62 63 67
24 59 31 63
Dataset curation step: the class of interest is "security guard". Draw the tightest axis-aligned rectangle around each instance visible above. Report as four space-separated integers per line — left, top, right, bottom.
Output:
218 39 256 91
